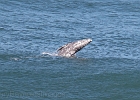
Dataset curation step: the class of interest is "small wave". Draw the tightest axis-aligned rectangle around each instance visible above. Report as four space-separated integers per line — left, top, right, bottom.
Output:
0 54 21 61
41 52 58 56
0 27 5 30
10 57 21 61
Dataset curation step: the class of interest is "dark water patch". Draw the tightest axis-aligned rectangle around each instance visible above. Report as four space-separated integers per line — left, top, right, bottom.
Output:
0 55 140 100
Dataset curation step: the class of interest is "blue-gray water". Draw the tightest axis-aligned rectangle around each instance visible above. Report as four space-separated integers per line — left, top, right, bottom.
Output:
0 0 140 100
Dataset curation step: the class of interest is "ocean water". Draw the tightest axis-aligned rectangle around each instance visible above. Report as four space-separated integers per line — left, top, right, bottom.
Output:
0 0 140 100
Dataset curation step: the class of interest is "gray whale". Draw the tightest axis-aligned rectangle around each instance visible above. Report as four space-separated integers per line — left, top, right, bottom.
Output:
57 38 92 57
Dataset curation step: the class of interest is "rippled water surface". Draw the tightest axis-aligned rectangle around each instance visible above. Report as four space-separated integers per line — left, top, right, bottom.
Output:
0 0 140 100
